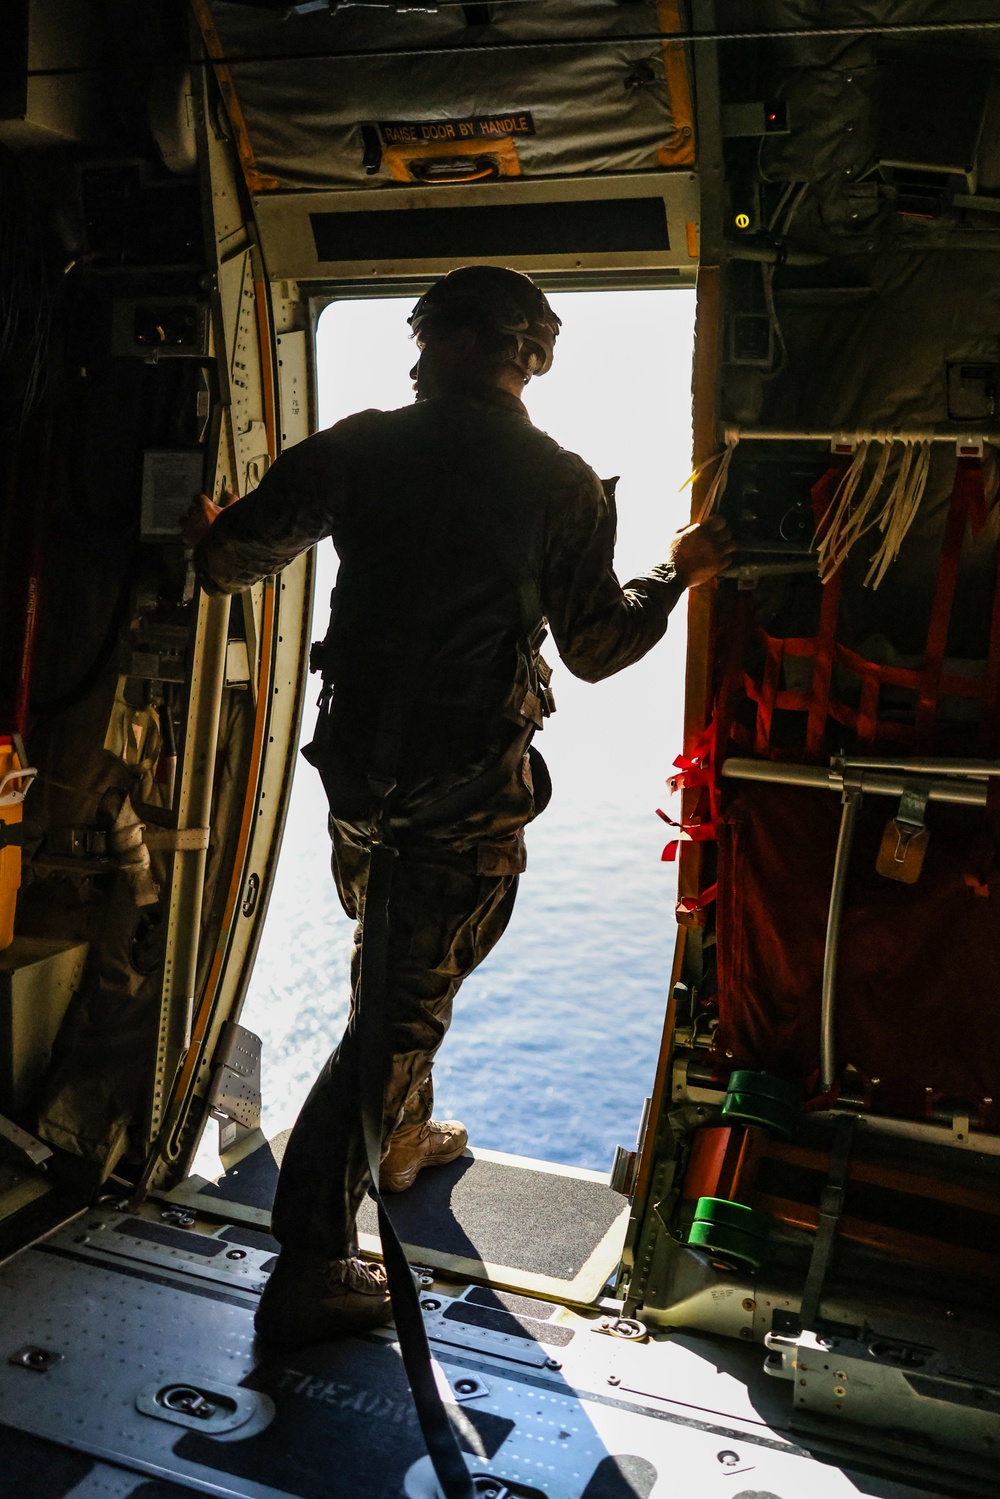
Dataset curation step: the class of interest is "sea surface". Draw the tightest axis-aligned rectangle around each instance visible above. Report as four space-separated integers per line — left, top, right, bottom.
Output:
226 289 696 1177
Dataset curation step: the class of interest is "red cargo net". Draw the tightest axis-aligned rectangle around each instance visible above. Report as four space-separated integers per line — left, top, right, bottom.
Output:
736 452 1000 757
708 450 1000 1124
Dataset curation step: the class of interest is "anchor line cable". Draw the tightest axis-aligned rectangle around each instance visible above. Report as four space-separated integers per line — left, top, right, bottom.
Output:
23 19 1000 76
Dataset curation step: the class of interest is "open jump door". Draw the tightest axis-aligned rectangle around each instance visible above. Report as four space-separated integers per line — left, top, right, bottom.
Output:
153 0 702 1315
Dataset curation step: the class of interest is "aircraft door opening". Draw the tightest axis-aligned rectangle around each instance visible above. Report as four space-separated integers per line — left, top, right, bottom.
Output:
221 287 697 1196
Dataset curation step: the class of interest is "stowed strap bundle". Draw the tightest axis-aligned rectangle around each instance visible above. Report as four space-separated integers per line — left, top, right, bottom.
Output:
695 428 976 591
814 437 933 588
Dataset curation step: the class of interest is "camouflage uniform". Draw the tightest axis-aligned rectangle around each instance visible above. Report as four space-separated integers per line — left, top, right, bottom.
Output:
197 385 683 1257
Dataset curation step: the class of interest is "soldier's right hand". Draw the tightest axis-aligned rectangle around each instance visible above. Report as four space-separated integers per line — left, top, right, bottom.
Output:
180 489 238 549
669 515 735 588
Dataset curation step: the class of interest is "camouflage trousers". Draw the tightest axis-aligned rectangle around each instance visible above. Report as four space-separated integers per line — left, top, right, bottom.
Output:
269 816 525 1258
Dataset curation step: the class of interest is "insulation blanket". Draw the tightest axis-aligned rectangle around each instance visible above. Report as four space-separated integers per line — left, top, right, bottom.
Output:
773 252 1000 436
208 1 692 189
715 779 1000 1129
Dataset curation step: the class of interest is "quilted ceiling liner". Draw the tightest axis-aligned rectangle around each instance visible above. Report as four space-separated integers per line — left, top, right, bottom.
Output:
200 1 695 192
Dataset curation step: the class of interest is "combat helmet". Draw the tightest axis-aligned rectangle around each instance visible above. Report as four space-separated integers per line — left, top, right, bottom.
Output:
408 266 561 376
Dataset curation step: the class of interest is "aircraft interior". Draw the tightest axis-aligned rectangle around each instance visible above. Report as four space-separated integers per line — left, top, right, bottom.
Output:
1 3 999 1497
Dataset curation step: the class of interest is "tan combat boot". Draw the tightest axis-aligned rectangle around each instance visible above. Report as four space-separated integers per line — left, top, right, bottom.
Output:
254 1251 393 1348
380 1119 469 1193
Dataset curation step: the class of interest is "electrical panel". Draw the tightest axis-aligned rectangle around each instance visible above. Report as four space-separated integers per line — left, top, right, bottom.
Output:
111 298 210 360
947 361 1000 421
879 54 992 200
140 449 205 541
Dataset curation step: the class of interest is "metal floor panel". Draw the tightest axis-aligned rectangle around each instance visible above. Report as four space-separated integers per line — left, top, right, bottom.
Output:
0 1423 195 1499
0 1225 977 1499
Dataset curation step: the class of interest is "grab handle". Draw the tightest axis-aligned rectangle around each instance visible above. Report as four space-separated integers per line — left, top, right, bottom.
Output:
0 767 38 807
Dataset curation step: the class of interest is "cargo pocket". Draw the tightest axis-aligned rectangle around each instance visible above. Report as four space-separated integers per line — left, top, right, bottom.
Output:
525 743 552 819
476 831 527 877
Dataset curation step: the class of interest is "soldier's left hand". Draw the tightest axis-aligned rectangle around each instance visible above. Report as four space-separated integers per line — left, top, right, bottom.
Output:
670 515 735 588
181 489 238 548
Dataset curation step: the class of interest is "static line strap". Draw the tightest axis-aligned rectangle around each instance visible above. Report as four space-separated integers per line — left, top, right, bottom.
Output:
798 1115 856 1332
357 843 474 1499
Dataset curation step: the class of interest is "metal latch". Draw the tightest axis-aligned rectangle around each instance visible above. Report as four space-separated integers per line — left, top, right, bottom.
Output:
137 1375 274 1435
876 784 929 883
610 1095 652 1195
0 766 37 807
609 1145 638 1196
207 1022 262 1158
161 1386 223 1420
404 1459 546 1499
9 1346 63 1372
593 1315 648 1343
0 1113 52 1170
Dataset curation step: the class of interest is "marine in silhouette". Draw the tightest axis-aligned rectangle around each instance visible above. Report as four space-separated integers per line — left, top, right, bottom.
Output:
187 266 733 1344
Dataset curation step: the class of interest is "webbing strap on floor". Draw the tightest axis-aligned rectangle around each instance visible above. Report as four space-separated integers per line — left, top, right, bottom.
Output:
357 842 474 1499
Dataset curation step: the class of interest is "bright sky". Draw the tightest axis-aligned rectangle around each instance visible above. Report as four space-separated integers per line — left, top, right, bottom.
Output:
314 288 698 812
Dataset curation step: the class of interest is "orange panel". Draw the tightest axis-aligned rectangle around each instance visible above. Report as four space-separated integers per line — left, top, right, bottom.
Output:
681 1126 733 1200
188 0 280 193
763 1138 1000 1219
656 2 696 167
756 1194 1000 1282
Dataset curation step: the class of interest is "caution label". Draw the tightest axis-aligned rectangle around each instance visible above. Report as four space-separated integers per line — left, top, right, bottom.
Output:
378 113 535 146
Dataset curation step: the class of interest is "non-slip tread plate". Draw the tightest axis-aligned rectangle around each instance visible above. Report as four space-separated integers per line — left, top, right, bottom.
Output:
201 1133 627 1301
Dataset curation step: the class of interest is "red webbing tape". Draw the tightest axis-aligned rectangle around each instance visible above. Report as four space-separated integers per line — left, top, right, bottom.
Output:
669 721 719 807
955 453 989 538
677 882 718 914
810 453 853 537
656 807 717 862
661 720 720 862
737 457 851 759
915 457 977 741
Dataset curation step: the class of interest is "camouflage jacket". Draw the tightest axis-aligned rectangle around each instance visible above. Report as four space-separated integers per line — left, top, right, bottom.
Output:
196 386 684 842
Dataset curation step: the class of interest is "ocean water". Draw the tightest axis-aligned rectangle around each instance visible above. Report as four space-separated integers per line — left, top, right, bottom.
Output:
230 289 696 1177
